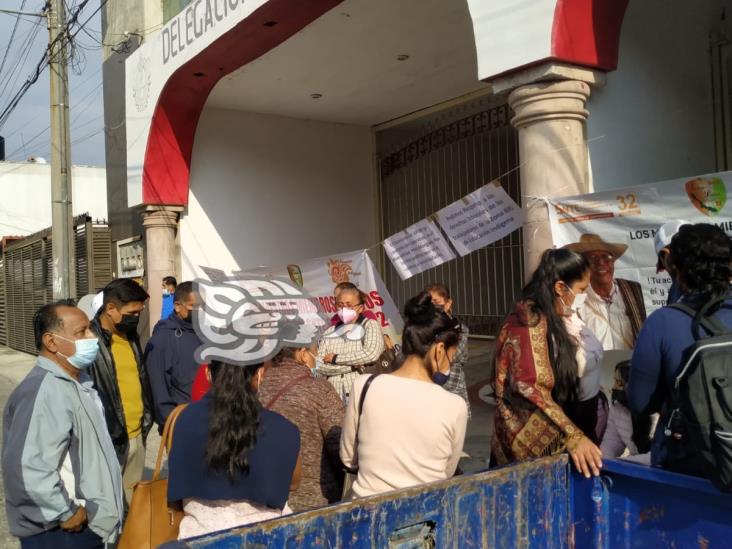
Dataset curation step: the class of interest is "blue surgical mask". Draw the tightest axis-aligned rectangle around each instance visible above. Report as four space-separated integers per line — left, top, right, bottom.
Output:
432 370 451 386
56 335 99 370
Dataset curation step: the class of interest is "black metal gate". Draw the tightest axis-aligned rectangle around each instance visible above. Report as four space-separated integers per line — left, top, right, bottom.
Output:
378 103 523 336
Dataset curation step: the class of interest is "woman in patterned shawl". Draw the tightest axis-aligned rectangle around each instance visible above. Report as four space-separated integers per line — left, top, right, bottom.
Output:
492 249 603 478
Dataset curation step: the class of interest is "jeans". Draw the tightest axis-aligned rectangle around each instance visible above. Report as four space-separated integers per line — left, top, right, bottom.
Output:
20 526 103 548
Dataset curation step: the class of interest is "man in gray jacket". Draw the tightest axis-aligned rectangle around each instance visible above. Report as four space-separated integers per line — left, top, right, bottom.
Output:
2 300 124 548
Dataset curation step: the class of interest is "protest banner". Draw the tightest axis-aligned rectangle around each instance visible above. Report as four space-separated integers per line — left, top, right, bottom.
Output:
220 248 403 344
547 170 732 314
436 182 524 256
383 218 456 281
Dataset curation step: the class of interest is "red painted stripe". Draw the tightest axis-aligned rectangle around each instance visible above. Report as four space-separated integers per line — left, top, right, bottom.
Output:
550 0 630 72
142 0 344 206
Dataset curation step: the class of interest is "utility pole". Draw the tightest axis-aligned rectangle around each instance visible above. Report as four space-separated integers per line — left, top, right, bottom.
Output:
48 0 75 299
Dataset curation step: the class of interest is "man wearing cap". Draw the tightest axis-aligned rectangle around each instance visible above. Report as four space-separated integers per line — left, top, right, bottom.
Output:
654 220 689 305
564 234 646 350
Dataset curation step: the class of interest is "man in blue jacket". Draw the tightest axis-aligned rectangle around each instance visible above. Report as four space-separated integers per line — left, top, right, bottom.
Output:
144 281 202 432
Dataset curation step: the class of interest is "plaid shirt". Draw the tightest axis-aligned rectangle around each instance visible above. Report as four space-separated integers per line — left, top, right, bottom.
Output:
317 317 385 402
443 323 471 418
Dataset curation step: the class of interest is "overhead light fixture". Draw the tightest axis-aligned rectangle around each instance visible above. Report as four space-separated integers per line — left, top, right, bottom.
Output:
397 54 410 61
310 93 323 99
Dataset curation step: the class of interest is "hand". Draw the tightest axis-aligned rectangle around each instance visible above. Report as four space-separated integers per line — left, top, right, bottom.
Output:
323 353 336 364
60 506 87 532
568 436 603 478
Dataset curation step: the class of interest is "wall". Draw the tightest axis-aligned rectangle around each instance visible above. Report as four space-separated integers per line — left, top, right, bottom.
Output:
101 0 164 250
0 162 107 236
587 0 717 190
180 108 375 279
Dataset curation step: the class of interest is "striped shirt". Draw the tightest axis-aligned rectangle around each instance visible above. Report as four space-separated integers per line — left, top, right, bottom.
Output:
317 317 384 402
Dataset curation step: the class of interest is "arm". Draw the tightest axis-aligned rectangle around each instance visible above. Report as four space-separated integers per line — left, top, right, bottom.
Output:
144 335 177 427
10 381 77 524
628 314 665 416
290 454 303 491
334 320 385 366
339 378 361 470
453 324 469 367
600 406 627 458
445 400 468 477
318 382 345 465
317 330 354 376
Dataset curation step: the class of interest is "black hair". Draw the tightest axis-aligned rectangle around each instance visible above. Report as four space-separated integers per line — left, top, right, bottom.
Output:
163 276 177 288
337 285 364 305
173 281 194 303
102 278 149 308
401 291 461 360
273 346 303 364
521 248 590 404
32 299 76 350
670 223 732 301
205 361 262 478
334 281 358 293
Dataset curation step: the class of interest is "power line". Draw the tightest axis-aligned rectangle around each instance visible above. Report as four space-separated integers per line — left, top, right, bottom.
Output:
0 1 29 83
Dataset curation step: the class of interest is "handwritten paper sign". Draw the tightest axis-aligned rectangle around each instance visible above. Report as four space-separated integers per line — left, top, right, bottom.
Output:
436 183 523 256
383 218 456 280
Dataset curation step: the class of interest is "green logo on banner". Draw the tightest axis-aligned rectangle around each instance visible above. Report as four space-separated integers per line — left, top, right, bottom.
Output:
685 177 727 217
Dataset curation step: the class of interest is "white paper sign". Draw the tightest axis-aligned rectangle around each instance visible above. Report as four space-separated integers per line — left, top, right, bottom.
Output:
383 218 456 280
436 183 524 256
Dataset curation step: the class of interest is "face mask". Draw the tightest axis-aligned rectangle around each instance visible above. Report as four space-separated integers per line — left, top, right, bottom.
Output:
562 285 586 315
432 370 451 386
162 289 171 296
431 346 452 386
337 307 358 324
55 335 99 370
115 314 140 335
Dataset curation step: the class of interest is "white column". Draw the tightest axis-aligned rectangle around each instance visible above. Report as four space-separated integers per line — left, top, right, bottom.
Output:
508 79 592 279
142 206 181 335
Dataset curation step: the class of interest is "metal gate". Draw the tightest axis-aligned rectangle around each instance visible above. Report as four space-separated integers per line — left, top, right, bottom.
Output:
378 103 522 336
3 215 113 355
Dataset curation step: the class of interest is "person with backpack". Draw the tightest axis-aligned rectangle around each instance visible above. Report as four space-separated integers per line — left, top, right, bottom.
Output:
628 223 732 485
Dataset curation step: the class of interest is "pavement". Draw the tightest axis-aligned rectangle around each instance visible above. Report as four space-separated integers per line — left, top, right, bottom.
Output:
0 341 496 546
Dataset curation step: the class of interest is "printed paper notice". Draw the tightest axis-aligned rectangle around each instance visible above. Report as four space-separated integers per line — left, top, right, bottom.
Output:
383 218 456 280
436 183 524 256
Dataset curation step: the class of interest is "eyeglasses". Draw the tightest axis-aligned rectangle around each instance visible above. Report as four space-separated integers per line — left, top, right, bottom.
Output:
586 253 614 265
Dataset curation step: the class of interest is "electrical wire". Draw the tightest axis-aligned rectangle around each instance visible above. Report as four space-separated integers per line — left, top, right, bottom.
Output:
0 0 29 83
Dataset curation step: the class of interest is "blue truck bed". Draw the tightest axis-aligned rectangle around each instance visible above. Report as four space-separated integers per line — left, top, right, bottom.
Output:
162 455 732 548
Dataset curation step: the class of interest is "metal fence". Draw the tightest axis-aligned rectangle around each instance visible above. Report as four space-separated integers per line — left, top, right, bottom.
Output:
0 215 112 354
378 103 523 336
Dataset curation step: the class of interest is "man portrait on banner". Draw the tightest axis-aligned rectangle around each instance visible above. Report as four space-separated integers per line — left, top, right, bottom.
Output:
563 234 646 351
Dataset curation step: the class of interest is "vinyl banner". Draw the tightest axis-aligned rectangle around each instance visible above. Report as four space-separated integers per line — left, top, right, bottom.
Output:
227 249 403 344
547 170 732 313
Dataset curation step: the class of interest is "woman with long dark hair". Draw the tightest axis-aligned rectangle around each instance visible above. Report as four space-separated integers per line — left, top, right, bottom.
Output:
167 361 302 539
629 223 732 476
340 291 468 498
492 249 603 478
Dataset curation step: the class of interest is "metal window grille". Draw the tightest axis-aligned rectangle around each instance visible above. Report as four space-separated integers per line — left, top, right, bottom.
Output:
377 103 523 336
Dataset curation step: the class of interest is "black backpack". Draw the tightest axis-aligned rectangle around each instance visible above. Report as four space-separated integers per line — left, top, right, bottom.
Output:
667 297 732 491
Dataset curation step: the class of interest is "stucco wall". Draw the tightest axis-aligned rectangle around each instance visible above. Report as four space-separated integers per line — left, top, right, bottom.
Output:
180 107 375 279
0 162 107 236
587 0 717 190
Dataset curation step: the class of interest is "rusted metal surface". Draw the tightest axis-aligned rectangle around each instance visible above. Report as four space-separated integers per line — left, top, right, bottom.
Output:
571 458 732 548
161 455 569 548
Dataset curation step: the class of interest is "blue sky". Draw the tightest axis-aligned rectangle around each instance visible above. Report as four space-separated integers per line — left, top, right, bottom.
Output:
0 1 105 167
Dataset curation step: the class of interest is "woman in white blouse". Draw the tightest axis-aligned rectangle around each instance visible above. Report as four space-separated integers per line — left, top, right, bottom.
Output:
340 291 468 498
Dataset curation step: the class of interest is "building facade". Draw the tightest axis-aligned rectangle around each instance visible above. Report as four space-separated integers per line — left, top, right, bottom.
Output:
102 0 732 332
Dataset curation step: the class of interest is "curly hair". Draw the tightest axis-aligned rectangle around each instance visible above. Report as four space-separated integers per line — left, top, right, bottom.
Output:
205 361 262 478
670 223 732 301
520 248 590 404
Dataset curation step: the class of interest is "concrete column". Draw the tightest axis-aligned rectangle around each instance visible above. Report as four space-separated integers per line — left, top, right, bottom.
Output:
508 79 592 279
142 206 181 336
